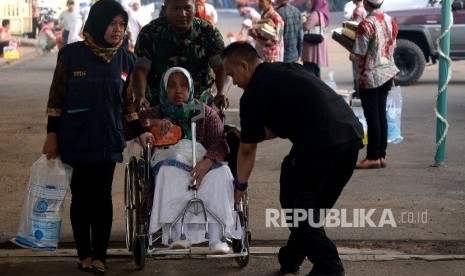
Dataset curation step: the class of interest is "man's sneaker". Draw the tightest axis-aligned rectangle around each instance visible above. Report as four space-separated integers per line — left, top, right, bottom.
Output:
209 241 230 254
169 239 191 250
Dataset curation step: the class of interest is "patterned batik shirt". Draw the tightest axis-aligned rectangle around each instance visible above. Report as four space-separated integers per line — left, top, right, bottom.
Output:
353 9 399 89
258 8 284 63
352 6 367 23
134 17 225 106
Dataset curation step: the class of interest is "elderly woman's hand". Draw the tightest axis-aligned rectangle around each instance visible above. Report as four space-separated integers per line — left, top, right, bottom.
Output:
191 158 214 188
157 119 173 137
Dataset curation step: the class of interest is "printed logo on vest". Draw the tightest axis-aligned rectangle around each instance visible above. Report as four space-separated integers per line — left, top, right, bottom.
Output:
73 71 87 77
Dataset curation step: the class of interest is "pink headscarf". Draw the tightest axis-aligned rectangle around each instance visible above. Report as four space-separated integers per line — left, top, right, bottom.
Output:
310 0 330 27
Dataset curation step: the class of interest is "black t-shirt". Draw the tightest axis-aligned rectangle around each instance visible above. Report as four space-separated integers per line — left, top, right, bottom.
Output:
240 62 363 155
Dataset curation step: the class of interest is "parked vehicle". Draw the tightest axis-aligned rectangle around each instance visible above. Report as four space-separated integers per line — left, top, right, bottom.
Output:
390 1 465 85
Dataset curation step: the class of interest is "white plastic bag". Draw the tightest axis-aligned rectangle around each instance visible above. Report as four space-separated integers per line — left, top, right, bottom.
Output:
324 71 338 91
386 86 404 144
12 155 72 251
352 104 368 145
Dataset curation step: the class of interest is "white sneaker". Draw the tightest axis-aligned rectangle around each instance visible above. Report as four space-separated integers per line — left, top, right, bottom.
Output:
209 241 230 254
169 239 191 250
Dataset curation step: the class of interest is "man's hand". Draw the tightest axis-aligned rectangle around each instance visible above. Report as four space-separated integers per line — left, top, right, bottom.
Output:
191 158 214 188
349 53 356 62
213 93 229 109
234 189 247 203
248 29 258 39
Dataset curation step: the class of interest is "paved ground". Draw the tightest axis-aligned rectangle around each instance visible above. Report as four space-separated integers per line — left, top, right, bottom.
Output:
1 11 465 276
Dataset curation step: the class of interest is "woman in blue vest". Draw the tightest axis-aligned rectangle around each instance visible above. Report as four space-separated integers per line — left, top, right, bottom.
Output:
42 0 153 274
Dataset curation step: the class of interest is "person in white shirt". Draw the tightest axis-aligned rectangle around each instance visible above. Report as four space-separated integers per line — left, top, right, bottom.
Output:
204 2 218 24
122 0 152 50
236 3 261 23
59 0 83 45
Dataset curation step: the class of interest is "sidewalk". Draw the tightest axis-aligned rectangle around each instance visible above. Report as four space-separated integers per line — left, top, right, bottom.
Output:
1 246 465 275
1 38 42 70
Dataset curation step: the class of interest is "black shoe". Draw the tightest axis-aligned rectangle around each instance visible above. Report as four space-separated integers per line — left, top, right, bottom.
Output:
307 271 345 276
278 247 301 275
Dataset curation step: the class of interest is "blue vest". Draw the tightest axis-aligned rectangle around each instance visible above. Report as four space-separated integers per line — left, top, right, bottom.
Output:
58 42 135 163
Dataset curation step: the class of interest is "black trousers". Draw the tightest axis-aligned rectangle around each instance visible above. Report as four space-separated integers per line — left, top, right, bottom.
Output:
62 29 69 46
69 163 116 263
0 41 9 55
32 17 40 39
359 79 393 160
279 140 360 275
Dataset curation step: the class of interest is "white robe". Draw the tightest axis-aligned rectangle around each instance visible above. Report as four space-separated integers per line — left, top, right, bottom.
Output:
148 140 241 245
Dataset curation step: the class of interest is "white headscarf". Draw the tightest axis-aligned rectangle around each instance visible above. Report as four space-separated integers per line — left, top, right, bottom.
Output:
162 67 193 92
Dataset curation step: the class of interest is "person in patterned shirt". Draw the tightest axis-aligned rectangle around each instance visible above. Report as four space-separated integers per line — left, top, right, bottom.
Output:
349 0 367 98
352 0 399 169
249 0 284 62
131 0 228 109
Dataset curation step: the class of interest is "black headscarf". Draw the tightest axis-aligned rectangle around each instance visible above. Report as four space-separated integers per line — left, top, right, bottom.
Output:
83 0 128 47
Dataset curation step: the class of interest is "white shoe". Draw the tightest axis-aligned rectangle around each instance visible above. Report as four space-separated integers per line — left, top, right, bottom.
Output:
169 239 191 250
209 241 230 254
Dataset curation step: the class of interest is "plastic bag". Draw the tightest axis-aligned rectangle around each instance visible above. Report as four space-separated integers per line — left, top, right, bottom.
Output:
324 71 338 91
386 86 404 144
11 155 73 251
352 104 368 145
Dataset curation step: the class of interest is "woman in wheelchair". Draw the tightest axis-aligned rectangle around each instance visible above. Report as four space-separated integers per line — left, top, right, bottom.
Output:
138 67 240 254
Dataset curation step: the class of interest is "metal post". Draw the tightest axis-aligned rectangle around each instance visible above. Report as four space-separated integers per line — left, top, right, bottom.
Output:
434 0 451 165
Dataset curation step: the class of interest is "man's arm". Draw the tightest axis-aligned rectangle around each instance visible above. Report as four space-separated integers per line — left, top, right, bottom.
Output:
131 67 149 109
212 65 229 108
264 127 277 140
234 142 257 201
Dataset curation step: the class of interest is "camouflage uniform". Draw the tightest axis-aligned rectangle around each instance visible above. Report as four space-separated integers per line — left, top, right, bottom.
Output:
135 17 225 106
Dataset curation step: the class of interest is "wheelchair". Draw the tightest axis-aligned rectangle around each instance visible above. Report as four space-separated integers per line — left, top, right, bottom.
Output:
124 104 251 270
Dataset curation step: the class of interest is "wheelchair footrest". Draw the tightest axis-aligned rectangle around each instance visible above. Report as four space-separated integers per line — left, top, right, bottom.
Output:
147 247 248 258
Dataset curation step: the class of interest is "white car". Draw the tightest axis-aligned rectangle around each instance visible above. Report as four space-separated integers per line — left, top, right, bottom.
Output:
343 0 436 20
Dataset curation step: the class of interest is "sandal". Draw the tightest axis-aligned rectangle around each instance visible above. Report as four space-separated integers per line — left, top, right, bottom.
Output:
91 260 106 275
77 262 92 273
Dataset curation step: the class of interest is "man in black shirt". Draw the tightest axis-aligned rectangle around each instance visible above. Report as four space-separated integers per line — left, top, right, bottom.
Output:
222 42 363 276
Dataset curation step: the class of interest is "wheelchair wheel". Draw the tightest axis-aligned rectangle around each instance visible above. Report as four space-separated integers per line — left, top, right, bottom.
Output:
124 156 140 252
133 235 146 270
233 193 251 267
233 230 251 267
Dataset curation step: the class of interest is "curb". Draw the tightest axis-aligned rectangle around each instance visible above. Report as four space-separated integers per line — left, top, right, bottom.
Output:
1 247 465 263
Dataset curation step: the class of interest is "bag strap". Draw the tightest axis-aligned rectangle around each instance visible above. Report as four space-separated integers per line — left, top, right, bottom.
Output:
316 11 321 34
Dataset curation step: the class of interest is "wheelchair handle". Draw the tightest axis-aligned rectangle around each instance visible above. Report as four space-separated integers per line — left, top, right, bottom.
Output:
145 142 151 182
